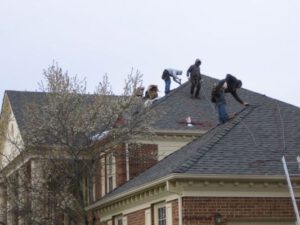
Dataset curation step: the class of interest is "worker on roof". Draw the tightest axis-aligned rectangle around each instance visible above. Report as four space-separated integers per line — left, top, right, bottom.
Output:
187 59 202 99
161 69 182 95
211 74 249 123
134 86 145 98
220 74 249 105
144 85 159 100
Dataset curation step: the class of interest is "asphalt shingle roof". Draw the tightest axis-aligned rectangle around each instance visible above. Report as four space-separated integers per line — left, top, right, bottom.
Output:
97 80 300 203
4 90 47 135
150 75 259 130
4 75 262 134
5 76 300 204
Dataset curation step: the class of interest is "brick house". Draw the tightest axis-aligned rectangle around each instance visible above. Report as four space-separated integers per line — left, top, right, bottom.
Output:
0 84 203 224
1 75 300 225
86 76 300 225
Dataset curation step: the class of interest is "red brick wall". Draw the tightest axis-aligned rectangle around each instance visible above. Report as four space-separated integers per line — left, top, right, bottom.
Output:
124 201 178 225
128 143 158 179
114 144 127 187
93 143 158 200
126 208 146 225
182 197 294 225
95 159 102 200
170 199 179 225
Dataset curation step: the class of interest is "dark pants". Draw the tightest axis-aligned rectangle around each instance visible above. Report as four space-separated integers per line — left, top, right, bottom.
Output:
190 79 201 98
217 103 229 124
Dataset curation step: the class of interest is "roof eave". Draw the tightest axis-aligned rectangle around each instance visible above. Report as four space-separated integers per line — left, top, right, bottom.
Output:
86 173 287 210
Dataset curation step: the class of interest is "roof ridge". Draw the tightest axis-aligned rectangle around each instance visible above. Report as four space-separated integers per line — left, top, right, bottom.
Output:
173 106 256 173
151 73 214 108
150 82 189 108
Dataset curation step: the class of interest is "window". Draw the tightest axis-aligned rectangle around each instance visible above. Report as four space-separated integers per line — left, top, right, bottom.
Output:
108 176 113 192
158 206 166 225
117 218 123 225
114 215 123 225
107 154 114 192
154 202 167 225
153 202 173 225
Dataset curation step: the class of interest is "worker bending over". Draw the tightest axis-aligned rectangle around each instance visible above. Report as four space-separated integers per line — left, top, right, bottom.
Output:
211 74 249 124
161 69 182 95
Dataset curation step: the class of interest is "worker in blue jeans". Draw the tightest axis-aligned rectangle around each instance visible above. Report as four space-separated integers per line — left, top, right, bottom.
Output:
211 74 249 123
212 84 229 123
161 69 182 95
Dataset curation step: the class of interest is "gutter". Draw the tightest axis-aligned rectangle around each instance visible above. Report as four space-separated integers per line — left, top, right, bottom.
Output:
153 129 205 136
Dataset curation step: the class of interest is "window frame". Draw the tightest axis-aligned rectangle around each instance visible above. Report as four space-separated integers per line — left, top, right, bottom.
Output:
153 202 167 225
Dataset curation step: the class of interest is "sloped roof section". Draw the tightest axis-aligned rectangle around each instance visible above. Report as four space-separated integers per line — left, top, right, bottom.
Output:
4 90 120 145
97 90 300 203
5 90 47 136
150 75 262 131
5 75 264 135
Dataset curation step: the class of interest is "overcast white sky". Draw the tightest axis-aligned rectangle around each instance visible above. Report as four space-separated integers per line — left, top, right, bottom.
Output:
1 0 300 107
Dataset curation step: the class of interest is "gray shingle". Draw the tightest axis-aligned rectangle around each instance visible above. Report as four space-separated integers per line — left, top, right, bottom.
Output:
97 79 300 202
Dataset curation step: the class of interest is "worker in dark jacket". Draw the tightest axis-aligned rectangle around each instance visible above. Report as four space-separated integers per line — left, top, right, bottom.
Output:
211 74 249 123
220 74 248 105
187 59 202 99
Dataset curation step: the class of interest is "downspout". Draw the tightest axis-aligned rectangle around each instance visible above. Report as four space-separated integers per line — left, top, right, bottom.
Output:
166 181 183 225
125 143 130 181
178 195 183 225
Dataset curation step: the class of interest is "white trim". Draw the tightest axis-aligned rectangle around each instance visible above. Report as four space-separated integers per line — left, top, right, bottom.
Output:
153 129 205 136
145 209 151 225
166 203 173 225
154 202 166 225
101 158 105 197
181 190 291 198
99 194 178 222
125 144 129 181
122 216 127 225
114 215 123 225
178 196 182 225
86 173 287 210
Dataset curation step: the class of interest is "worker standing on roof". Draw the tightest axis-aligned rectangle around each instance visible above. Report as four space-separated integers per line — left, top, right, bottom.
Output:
211 74 249 123
161 69 182 95
187 59 202 99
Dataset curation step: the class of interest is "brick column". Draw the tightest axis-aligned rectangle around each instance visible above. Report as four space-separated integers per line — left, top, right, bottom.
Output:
0 178 7 224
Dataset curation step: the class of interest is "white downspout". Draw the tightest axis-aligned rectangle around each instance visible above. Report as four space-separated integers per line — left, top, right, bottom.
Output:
178 195 183 225
125 143 130 181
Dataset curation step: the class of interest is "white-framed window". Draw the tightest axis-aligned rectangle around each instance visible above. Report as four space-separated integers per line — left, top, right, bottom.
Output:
114 215 123 225
106 153 116 193
153 202 172 225
154 202 166 225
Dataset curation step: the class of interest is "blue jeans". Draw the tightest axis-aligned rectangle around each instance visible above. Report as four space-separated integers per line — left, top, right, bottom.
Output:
217 103 229 124
164 79 171 95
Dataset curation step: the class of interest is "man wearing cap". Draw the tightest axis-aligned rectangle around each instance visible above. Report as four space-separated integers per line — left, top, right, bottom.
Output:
187 59 202 99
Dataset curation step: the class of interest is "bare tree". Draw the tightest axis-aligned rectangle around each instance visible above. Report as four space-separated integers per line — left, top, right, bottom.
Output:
0 62 156 225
